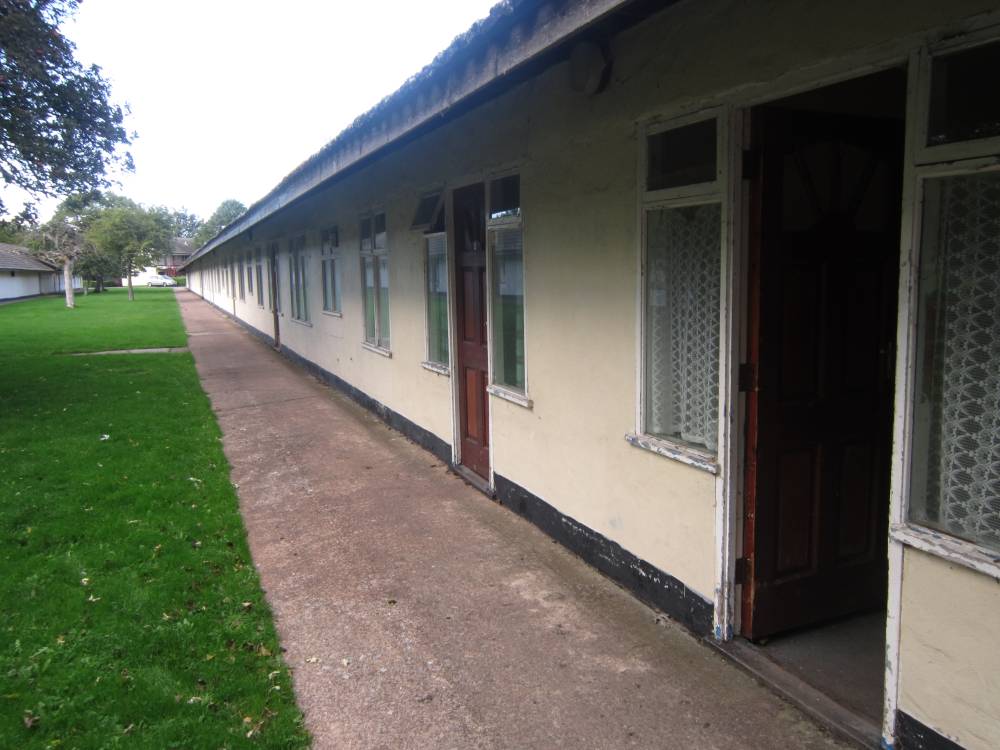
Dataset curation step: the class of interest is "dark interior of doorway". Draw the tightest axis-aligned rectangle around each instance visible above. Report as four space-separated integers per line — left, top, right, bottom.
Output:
741 67 907 730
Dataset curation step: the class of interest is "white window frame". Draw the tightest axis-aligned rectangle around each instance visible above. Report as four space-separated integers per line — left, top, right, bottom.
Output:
629 108 729 475
237 253 246 301
422 230 450 374
288 235 310 324
246 250 253 297
255 248 264 307
320 227 342 316
912 28 1000 167
484 171 531 408
890 38 1000 579
360 210 390 354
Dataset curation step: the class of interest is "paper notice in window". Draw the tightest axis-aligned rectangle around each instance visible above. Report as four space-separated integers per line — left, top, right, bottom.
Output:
652 289 667 307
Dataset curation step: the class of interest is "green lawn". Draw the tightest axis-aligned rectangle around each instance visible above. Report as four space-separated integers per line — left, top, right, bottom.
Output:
0 289 309 748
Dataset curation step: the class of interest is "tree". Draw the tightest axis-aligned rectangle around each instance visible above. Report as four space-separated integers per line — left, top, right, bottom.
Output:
192 199 246 248
75 244 118 292
165 208 202 239
31 191 106 307
0 0 132 216
87 201 171 301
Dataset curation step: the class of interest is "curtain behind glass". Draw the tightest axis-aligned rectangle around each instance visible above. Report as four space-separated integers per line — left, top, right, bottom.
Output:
910 172 1000 552
644 203 721 452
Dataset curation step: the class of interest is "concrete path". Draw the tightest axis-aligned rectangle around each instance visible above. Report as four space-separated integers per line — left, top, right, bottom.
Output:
175 290 849 750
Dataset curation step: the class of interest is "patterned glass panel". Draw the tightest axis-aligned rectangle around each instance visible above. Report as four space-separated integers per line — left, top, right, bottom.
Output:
644 203 721 452
910 172 1000 552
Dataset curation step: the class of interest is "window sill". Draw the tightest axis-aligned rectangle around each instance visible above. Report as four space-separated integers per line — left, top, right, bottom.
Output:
889 523 1000 580
421 360 450 376
487 384 532 409
290 317 312 328
321 310 343 318
624 433 718 475
362 342 392 358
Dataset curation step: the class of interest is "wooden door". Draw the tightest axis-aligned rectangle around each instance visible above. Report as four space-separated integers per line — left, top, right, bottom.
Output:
742 107 903 639
268 247 280 349
453 184 490 478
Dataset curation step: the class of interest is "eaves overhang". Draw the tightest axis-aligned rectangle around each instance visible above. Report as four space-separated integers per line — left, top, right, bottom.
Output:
182 0 669 271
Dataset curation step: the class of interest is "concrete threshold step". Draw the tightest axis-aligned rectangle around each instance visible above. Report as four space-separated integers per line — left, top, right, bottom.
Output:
705 636 881 749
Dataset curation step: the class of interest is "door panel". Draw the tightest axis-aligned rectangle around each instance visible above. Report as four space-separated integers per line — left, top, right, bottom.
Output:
454 184 490 479
742 107 903 639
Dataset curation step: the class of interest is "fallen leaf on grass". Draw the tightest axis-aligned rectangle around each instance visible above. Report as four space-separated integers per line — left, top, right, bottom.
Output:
23 710 39 729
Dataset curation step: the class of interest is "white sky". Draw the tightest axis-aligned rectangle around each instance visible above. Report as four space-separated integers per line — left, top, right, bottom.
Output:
13 0 497 222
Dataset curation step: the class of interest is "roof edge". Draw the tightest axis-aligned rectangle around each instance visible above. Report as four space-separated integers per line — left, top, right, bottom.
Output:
183 0 631 270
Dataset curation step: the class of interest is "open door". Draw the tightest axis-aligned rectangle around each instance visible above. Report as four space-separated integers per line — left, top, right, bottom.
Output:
742 102 904 639
453 183 491 479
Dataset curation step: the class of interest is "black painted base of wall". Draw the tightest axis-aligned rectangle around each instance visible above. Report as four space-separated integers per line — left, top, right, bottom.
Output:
494 474 714 635
896 712 965 750
194 292 713 638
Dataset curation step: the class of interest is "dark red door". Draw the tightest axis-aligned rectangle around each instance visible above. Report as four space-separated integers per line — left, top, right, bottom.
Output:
453 184 490 479
742 107 903 639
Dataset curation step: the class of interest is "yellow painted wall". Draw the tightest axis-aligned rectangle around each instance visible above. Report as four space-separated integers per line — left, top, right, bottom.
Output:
899 548 1000 750
186 5 1000 722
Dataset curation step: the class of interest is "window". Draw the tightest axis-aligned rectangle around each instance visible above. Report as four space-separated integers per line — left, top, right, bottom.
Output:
411 190 443 231
646 119 717 191
246 251 253 295
229 258 236 297
238 254 246 301
320 227 341 314
425 232 449 366
255 249 264 306
639 117 722 458
488 175 525 392
928 39 1000 146
908 172 1000 553
360 212 389 349
288 236 308 322
267 242 280 313
643 204 721 452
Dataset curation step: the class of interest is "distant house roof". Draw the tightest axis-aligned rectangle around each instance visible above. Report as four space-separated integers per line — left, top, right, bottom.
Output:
0 243 57 272
183 0 641 270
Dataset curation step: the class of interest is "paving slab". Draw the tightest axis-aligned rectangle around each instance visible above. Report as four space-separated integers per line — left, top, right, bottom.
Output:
174 290 852 750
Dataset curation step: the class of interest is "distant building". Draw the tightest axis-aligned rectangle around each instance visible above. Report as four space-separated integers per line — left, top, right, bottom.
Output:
182 3 1000 748
0 243 82 301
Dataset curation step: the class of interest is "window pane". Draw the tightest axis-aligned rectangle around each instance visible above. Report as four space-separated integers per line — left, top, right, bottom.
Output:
647 119 717 191
928 40 1000 146
378 255 390 349
333 256 341 313
363 256 376 344
910 172 1000 552
321 258 331 311
360 217 373 251
489 175 520 220
490 227 525 391
412 192 442 229
426 235 449 365
299 254 309 321
644 203 721 452
374 213 387 251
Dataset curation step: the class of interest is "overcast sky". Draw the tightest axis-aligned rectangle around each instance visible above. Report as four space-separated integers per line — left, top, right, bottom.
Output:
17 0 497 222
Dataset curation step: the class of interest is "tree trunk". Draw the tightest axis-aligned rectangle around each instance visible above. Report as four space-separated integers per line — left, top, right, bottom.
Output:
127 261 134 301
63 259 75 308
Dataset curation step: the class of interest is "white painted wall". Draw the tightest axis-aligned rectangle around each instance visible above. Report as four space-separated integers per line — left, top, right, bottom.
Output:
0 270 42 300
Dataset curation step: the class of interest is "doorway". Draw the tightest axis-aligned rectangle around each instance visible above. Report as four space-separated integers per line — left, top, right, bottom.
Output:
740 68 907 722
453 183 491 480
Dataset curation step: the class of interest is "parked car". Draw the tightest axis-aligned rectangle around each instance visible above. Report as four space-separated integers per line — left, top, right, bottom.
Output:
147 275 177 287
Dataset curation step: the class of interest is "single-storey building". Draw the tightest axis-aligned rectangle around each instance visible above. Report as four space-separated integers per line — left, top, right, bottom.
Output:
0 243 82 301
181 1 1000 747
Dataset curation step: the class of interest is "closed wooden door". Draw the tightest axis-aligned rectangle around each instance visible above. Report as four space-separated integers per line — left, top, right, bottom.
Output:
453 184 490 478
742 107 903 639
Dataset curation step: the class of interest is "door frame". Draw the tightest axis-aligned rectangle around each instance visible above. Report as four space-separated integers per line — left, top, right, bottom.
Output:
446 163 525 489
